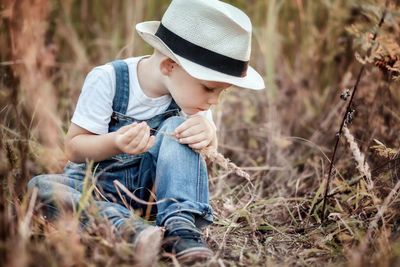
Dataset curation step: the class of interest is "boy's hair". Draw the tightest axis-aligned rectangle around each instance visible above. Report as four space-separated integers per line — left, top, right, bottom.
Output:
135 0 265 91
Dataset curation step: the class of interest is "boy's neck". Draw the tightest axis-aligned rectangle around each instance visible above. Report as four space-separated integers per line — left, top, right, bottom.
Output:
137 55 169 98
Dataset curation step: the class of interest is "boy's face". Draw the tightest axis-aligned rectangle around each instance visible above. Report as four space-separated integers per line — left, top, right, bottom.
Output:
164 63 231 115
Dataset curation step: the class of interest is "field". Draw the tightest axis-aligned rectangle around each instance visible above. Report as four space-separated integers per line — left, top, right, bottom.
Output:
1 0 400 266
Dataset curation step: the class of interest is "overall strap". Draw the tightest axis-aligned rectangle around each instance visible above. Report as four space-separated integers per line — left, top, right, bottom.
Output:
111 60 130 115
166 98 181 112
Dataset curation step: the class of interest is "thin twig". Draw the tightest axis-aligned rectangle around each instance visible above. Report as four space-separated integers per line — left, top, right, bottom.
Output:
113 180 178 206
321 3 389 223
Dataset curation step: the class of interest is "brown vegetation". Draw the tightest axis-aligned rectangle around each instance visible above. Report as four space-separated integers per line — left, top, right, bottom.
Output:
1 0 400 266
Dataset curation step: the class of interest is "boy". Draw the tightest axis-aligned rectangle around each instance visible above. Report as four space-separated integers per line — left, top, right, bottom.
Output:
28 0 265 264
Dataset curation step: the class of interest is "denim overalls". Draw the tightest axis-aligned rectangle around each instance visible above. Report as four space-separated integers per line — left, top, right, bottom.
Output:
28 60 213 230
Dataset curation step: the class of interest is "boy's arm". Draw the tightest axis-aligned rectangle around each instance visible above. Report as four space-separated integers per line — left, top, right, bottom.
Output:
65 122 154 163
64 123 120 163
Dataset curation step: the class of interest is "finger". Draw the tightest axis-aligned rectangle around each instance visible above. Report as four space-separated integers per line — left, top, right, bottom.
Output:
176 124 204 139
144 135 156 151
119 127 138 145
188 140 210 150
174 117 199 134
135 126 151 151
123 122 143 141
127 123 148 147
178 132 207 145
118 122 137 134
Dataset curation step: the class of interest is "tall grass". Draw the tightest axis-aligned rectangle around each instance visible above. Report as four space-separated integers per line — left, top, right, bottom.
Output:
1 0 400 266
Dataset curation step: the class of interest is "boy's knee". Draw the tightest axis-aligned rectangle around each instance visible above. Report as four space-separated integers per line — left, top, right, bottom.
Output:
27 174 54 191
27 175 45 190
160 116 185 131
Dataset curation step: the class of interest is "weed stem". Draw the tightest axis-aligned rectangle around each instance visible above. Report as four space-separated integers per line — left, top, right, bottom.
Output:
321 2 389 224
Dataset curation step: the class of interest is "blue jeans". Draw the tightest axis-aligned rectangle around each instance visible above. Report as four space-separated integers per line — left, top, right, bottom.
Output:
28 116 213 230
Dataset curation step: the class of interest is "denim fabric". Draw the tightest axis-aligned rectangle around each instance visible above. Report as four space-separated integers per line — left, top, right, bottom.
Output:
28 60 213 230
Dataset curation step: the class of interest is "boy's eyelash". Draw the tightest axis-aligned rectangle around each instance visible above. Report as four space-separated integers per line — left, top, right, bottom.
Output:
203 86 214 92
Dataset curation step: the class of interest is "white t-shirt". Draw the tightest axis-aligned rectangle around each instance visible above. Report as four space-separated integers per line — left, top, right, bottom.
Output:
71 56 214 134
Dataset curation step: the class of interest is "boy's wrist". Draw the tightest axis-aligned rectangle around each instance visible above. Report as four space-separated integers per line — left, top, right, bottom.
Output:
110 131 123 155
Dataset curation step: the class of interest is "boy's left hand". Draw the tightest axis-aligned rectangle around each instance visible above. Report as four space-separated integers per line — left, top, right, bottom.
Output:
174 115 216 150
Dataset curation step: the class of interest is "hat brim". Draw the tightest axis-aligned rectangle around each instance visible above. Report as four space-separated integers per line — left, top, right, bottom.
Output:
136 21 265 90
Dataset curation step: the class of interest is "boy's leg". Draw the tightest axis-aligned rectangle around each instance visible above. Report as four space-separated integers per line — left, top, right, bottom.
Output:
27 167 163 249
148 116 213 227
147 116 214 261
28 172 132 228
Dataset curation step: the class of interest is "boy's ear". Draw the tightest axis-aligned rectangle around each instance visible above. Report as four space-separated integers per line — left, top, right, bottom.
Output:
160 58 177 75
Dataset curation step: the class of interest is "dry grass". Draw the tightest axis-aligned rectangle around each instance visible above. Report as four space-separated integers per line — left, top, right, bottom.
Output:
1 0 400 266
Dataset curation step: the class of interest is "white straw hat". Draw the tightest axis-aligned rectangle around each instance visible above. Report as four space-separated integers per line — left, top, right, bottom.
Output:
135 0 265 90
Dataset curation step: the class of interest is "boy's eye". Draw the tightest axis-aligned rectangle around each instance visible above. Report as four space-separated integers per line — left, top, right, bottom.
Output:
203 86 214 92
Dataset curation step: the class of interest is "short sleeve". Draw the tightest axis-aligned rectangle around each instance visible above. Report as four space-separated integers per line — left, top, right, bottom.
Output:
71 67 115 134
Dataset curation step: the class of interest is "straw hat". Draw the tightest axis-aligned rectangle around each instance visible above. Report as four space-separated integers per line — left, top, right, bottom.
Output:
136 0 265 90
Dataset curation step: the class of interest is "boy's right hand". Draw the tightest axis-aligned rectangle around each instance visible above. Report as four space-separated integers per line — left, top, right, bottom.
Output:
114 122 155 155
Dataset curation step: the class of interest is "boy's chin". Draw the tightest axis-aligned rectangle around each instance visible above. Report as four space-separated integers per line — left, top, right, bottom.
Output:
180 108 205 116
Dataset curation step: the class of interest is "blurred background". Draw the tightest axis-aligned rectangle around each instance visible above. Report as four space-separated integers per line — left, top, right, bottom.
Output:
1 0 400 266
